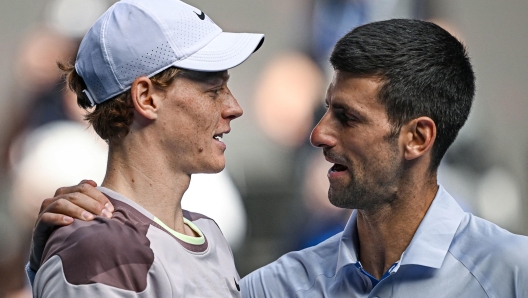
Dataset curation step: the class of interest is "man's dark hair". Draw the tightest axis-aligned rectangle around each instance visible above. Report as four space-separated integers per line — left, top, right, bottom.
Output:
330 19 475 170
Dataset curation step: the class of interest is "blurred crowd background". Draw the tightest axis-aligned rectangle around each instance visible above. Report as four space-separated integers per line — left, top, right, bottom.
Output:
0 0 527 297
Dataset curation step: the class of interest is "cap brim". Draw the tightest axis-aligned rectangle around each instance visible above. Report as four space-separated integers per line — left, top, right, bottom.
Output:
171 32 264 72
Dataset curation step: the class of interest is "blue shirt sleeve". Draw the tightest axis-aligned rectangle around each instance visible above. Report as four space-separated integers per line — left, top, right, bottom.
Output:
25 262 36 288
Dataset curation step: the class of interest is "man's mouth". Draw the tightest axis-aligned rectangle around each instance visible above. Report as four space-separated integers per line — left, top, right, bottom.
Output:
323 151 348 174
213 134 223 142
330 163 348 172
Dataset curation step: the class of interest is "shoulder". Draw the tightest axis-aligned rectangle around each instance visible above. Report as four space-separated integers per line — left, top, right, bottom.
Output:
183 209 223 234
41 209 154 292
449 213 528 296
241 232 342 297
451 213 528 262
183 209 213 221
43 207 154 266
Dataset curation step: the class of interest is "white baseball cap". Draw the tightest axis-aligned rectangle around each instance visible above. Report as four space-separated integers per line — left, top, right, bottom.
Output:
75 0 265 106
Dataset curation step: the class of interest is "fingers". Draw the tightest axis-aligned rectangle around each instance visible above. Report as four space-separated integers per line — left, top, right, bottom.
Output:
49 192 110 219
35 212 74 232
79 179 97 187
45 180 114 218
40 212 74 226
53 180 98 197
75 181 114 214
42 196 101 222
36 180 114 232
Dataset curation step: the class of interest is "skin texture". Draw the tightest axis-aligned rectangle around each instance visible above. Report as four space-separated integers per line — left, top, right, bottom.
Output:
310 71 439 279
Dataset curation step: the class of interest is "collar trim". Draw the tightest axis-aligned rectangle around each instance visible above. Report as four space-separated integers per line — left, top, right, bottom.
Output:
334 186 466 275
400 186 465 268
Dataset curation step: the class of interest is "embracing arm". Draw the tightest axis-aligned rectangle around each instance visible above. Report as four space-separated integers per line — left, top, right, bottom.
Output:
29 180 114 274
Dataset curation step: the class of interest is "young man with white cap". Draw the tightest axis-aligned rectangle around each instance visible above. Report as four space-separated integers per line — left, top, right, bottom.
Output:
30 0 263 297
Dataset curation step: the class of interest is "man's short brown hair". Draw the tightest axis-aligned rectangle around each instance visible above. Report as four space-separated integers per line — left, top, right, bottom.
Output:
58 63 183 142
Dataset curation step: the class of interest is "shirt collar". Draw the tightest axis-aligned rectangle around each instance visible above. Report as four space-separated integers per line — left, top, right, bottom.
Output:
335 209 360 275
335 185 465 275
400 185 465 268
98 186 155 220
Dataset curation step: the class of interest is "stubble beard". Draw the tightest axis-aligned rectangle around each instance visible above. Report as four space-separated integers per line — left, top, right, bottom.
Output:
328 171 400 213
328 152 402 212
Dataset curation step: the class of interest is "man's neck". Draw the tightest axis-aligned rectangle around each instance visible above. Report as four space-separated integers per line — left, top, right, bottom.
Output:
356 181 438 280
101 136 194 237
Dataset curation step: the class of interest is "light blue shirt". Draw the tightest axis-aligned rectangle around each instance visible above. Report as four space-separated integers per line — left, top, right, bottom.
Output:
240 186 528 298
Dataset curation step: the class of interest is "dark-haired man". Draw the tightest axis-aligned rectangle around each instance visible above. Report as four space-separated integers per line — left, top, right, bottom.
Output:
28 19 528 297
240 19 528 297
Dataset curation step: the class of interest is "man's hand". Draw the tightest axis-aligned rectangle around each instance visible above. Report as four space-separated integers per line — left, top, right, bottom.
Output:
29 180 114 271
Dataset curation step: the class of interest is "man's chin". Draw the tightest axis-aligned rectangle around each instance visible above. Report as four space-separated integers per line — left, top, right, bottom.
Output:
328 186 368 210
328 189 351 209
192 158 226 174
206 161 226 174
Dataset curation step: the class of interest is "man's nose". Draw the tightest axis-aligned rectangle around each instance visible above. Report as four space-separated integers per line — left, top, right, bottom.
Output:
310 112 336 148
223 94 243 120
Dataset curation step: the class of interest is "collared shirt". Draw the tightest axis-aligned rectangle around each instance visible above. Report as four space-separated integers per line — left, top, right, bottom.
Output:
240 186 528 298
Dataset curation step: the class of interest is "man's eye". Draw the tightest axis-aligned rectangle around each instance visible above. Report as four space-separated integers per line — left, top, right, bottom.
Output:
337 112 356 124
209 87 223 95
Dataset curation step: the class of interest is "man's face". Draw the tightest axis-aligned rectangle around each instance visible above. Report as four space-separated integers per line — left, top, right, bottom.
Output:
310 71 404 212
157 70 242 174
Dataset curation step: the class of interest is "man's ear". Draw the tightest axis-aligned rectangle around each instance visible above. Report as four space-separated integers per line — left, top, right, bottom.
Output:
401 117 436 161
130 76 158 120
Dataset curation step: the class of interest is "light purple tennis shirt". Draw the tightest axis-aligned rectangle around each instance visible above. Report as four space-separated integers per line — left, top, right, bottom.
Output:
33 187 241 297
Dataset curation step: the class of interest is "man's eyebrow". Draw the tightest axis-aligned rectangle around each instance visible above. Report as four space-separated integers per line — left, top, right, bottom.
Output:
332 102 350 111
331 100 365 120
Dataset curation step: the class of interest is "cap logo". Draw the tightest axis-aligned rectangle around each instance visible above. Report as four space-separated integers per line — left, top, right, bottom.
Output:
194 11 205 20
